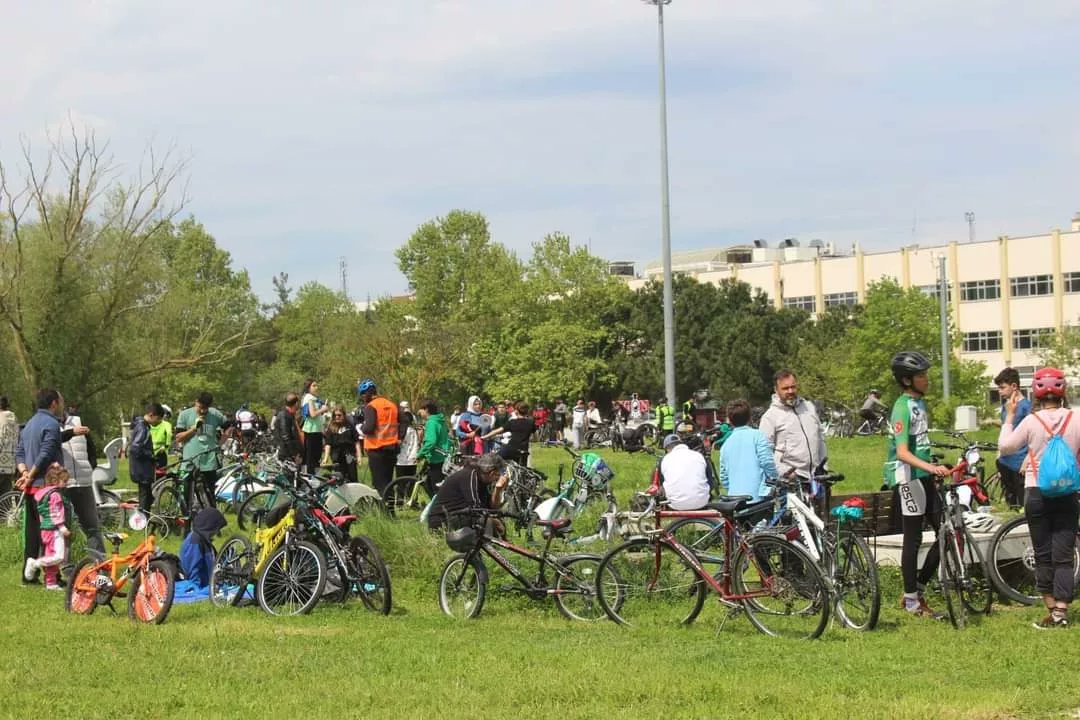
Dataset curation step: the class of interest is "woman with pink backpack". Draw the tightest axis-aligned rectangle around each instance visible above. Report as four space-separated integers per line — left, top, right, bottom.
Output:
998 367 1080 629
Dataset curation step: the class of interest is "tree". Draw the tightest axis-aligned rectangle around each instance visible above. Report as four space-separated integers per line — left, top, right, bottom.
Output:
0 126 263 429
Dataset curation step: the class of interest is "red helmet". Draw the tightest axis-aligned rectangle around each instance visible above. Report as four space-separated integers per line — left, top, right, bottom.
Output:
1032 367 1067 399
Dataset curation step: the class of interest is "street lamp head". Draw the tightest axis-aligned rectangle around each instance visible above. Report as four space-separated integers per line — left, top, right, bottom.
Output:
642 0 673 5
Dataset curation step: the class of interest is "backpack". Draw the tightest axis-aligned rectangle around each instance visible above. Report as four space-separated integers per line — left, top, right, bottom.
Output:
300 403 310 420
1028 411 1080 498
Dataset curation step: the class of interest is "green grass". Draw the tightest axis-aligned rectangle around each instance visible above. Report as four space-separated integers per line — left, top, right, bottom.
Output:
3 436 1079 719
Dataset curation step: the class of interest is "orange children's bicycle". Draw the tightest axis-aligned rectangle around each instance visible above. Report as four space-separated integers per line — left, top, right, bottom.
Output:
65 526 176 624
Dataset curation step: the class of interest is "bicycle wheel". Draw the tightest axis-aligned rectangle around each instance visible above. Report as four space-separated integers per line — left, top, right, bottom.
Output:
210 535 253 607
256 540 327 616
237 489 282 530
957 525 994 615
939 528 966 629
733 534 830 639
987 515 1041 605
596 538 706 627
146 513 170 541
666 517 725 571
831 530 881 631
345 535 392 615
151 485 184 532
66 557 100 615
553 554 610 621
0 490 23 528
128 559 176 624
438 554 486 619
382 476 423 516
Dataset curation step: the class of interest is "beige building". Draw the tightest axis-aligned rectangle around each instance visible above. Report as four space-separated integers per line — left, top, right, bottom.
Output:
626 213 1080 387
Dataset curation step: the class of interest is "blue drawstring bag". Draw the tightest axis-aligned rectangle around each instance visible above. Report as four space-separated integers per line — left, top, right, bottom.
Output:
1030 412 1080 497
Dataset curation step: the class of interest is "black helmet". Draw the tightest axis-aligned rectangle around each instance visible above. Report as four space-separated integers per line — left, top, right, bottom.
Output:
445 526 478 552
890 351 931 383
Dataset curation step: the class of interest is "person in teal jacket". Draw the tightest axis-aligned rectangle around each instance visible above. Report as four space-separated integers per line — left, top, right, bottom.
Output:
719 399 777 501
417 399 453 495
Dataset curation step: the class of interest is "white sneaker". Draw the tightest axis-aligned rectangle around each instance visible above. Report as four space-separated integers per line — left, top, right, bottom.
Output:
23 558 38 582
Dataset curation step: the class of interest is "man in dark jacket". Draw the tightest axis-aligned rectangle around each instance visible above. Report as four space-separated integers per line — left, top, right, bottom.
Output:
15 388 65 585
274 393 303 463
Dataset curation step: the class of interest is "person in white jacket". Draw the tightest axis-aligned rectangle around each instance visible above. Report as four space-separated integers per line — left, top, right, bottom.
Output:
60 412 106 556
757 370 828 487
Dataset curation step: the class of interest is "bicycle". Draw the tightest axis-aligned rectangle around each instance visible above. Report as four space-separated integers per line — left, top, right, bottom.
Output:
595 496 831 638
855 413 889 436
236 458 382 530
0 476 126 533
986 513 1080 605
665 472 880 631
382 459 437 519
211 504 328 616
534 443 614 524
927 446 996 629
66 530 176 624
438 508 616 621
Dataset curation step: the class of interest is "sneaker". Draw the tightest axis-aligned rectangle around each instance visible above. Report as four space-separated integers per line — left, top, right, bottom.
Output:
23 558 38 582
1033 612 1068 630
904 597 945 620
44 583 64 592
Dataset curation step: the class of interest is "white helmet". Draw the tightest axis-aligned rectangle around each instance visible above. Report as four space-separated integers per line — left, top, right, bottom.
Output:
962 511 997 534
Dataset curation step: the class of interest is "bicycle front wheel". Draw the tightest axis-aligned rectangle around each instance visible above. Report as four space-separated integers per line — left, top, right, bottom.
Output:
256 540 327 616
733 534 830 639
151 485 183 532
831 530 880 631
596 538 706 628
957 525 994 616
210 534 253 607
939 528 966 629
382 476 424 517
96 489 124 532
438 554 486 619
128 559 176 624
553 554 609 622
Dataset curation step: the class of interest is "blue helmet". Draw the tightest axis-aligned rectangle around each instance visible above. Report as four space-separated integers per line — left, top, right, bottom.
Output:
356 379 376 395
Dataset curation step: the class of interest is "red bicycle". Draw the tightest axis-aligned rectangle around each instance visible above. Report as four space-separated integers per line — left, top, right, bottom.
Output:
595 496 831 639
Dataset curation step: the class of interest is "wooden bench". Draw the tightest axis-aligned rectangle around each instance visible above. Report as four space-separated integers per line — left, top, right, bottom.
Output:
828 490 898 536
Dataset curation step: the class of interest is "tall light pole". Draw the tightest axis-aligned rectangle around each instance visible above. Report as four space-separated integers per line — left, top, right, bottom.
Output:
938 255 951 400
965 211 975 243
643 0 676 412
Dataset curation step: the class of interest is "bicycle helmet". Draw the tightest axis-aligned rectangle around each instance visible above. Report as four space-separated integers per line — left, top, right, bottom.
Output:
356 379 377 395
962 511 998 534
161 404 172 419
1032 367 1066 399
445 526 478 552
890 351 931 384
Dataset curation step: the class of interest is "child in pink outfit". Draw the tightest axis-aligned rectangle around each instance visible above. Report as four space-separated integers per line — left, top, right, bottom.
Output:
23 466 70 590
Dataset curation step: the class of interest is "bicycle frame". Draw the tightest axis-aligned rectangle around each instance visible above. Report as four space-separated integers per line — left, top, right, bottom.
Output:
455 522 581 598
251 508 297 577
71 534 159 601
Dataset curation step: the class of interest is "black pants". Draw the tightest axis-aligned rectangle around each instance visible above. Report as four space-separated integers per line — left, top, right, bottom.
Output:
135 481 155 513
1025 487 1079 603
424 462 444 497
304 433 324 475
64 485 105 556
333 459 358 484
996 459 1024 509
901 478 942 594
367 448 397 496
22 491 41 576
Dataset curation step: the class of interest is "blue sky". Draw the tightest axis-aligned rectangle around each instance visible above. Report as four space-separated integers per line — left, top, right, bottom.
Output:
2 0 1078 301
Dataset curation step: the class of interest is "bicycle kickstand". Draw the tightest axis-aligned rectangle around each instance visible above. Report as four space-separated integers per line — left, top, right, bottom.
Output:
716 602 742 635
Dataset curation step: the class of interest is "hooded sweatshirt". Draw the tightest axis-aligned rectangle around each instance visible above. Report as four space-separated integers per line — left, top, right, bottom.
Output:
757 394 827 478
418 412 452 464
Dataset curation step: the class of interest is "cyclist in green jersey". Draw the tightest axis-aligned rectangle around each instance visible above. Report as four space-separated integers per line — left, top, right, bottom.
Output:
885 351 950 619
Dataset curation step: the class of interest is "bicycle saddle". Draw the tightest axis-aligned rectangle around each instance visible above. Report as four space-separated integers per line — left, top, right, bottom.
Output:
534 517 571 530
104 532 127 545
705 495 753 514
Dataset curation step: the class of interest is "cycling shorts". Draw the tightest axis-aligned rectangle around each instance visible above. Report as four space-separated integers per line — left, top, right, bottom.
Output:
897 476 938 517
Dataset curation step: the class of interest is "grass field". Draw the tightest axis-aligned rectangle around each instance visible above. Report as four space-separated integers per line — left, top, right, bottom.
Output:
3 434 1080 719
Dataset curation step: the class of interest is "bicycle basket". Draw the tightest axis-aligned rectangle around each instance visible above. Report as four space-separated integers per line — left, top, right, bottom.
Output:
445 526 478 552
572 453 615 490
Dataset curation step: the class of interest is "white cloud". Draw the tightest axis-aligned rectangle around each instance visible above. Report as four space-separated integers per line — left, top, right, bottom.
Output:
1 1 1078 297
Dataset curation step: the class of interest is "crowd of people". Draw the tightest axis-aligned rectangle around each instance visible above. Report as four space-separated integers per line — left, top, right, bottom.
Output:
5 352 1079 630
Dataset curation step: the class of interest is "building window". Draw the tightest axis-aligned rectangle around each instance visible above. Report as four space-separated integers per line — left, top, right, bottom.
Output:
918 284 952 301
1010 274 1054 297
1012 328 1054 350
1064 271 1080 293
961 331 1003 353
823 291 857 307
959 279 1000 302
783 295 816 312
